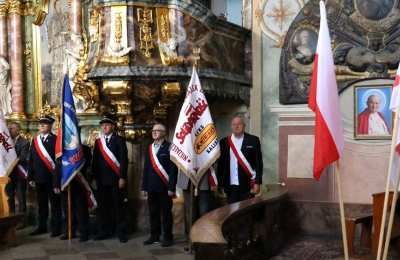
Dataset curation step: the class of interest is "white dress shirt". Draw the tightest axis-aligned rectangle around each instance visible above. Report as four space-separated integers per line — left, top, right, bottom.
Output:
229 134 244 185
40 133 49 142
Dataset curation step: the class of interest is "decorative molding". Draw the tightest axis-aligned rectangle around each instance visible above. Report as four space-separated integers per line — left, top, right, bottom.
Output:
137 7 154 58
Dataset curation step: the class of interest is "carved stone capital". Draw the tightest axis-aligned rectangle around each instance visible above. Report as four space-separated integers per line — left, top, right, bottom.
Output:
0 3 8 16
8 0 21 15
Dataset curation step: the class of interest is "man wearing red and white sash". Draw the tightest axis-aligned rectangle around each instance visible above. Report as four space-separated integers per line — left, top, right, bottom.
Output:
217 115 263 203
142 123 177 247
5 122 30 215
92 114 128 243
28 115 62 237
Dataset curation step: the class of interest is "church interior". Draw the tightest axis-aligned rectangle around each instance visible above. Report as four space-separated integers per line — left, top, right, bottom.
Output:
1 0 400 259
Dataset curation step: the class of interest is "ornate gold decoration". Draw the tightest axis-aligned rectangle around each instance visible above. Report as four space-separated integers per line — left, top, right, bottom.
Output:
8 112 26 121
72 32 100 113
153 82 180 120
89 9 99 43
0 3 8 16
8 0 21 15
24 41 32 71
115 12 122 44
192 47 200 66
125 128 148 141
102 81 132 115
137 7 154 58
32 0 49 25
155 8 184 66
32 24 42 117
85 128 100 148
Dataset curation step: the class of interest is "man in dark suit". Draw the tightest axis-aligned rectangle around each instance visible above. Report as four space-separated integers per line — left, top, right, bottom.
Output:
92 114 129 243
142 123 177 247
59 143 92 242
28 115 62 237
5 122 30 214
217 115 263 203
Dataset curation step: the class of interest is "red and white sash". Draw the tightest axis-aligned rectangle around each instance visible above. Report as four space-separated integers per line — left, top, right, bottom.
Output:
227 135 256 187
96 136 120 176
16 165 28 179
33 135 56 172
149 144 169 186
207 167 218 187
75 173 97 210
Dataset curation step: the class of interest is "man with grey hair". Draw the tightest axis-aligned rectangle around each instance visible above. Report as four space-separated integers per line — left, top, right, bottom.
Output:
5 122 30 214
357 94 390 135
217 115 263 203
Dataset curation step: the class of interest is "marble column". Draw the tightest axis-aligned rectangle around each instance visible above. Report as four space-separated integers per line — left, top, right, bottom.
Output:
0 4 7 58
8 0 25 119
70 0 82 34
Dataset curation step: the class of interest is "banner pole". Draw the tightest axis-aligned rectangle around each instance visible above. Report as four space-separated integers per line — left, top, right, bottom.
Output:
188 181 194 253
335 162 349 260
376 109 400 260
68 185 72 242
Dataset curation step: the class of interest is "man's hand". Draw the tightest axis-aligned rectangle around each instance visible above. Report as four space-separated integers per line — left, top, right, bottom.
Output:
29 181 35 188
53 188 61 194
119 178 126 189
168 191 175 197
251 184 260 195
210 186 218 192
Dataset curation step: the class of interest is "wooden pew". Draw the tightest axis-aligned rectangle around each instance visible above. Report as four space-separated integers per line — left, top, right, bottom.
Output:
372 191 400 256
190 185 288 260
0 176 22 246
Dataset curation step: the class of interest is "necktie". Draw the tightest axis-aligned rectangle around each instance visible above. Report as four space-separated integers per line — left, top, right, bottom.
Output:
106 137 110 146
42 136 46 143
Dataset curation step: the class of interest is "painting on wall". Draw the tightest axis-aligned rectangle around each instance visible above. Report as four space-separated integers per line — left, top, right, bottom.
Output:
354 84 393 139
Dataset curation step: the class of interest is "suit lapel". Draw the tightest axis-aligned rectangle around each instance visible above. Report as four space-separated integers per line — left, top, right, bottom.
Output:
240 133 248 153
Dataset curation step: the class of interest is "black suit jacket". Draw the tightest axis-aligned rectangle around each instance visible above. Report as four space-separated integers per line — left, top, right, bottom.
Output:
217 133 263 193
92 133 128 186
142 140 178 193
10 135 30 181
28 133 58 186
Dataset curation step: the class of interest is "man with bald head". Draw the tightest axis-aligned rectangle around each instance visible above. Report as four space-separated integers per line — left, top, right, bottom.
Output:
357 94 390 135
217 115 263 203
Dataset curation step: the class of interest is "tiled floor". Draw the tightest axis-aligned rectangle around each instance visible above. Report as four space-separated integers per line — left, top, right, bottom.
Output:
0 228 194 260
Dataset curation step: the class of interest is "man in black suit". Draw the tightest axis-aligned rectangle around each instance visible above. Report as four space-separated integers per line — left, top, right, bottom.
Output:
92 114 129 243
5 122 30 215
142 123 177 247
59 143 92 242
28 115 62 237
217 115 263 203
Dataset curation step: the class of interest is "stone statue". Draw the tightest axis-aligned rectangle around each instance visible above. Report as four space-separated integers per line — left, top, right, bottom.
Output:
65 32 84 79
0 57 12 115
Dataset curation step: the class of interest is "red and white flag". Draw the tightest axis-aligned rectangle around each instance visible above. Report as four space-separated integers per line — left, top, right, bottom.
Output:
170 67 220 187
0 111 17 177
308 1 344 180
388 64 400 187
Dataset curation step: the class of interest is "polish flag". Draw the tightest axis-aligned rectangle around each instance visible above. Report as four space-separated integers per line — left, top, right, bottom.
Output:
388 64 400 186
308 1 344 180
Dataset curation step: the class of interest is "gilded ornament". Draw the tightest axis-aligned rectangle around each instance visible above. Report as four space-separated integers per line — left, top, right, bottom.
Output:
32 0 49 25
8 0 21 15
89 9 99 43
137 7 154 58
24 41 32 71
0 3 8 16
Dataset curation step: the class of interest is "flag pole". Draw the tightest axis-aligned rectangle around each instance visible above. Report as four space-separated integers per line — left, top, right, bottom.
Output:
382 175 400 260
335 162 349 260
68 185 72 242
188 181 194 253
376 108 400 260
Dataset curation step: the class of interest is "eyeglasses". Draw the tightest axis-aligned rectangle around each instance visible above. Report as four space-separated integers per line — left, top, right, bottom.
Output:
152 129 165 133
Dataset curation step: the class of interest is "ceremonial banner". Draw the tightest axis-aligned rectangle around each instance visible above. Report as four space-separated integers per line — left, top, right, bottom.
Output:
0 111 17 177
56 75 85 190
308 1 344 180
389 64 400 187
170 67 220 187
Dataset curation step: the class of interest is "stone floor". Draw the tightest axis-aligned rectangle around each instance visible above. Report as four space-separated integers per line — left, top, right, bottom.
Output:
0 228 194 260
2 229 400 260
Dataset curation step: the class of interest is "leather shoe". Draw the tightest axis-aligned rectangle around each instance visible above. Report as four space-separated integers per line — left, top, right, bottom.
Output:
50 231 61 237
29 228 47 236
161 240 173 247
60 233 76 240
143 237 160 245
119 235 128 243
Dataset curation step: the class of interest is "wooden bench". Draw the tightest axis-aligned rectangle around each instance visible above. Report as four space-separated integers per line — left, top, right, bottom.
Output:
345 213 373 256
0 176 22 246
